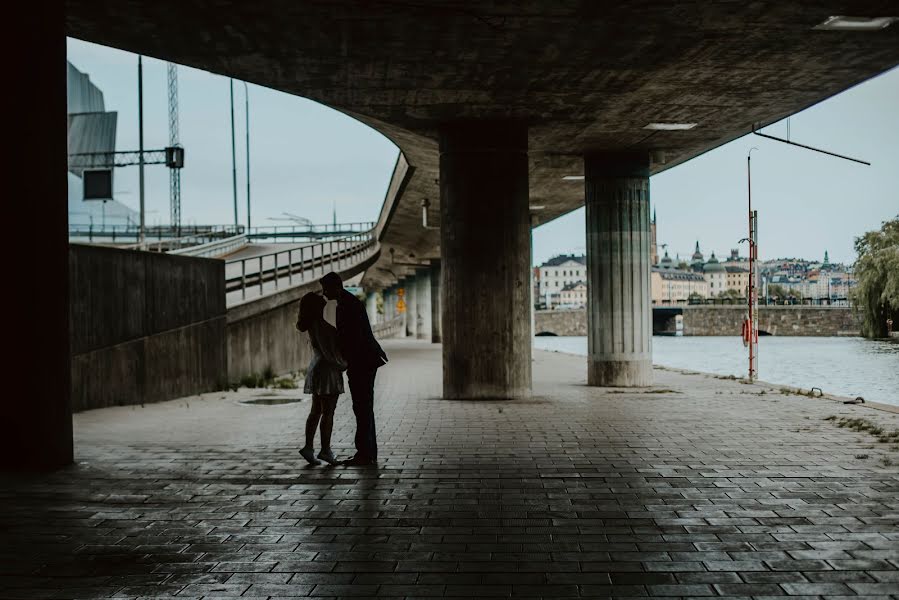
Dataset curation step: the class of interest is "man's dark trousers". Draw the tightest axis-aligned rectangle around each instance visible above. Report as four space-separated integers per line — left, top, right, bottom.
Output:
348 367 377 460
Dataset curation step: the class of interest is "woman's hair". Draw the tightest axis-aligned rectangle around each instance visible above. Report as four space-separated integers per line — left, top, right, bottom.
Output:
297 292 326 332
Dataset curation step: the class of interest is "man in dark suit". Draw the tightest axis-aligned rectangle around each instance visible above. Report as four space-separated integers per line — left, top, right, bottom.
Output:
320 272 387 466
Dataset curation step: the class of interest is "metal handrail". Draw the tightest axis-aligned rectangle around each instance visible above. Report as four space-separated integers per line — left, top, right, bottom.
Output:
69 224 244 244
225 230 377 300
248 221 374 235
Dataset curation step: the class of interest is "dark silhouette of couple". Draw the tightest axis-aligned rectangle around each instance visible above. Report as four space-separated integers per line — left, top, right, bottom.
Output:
295 272 387 466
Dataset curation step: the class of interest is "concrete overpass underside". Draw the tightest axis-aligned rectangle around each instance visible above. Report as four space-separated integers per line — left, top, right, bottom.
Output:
66 1 899 277
12 2 898 467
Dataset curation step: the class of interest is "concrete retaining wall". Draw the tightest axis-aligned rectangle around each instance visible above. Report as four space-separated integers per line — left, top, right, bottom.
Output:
681 305 861 336
536 306 861 337
70 244 226 412
225 250 380 381
226 282 316 380
535 309 587 337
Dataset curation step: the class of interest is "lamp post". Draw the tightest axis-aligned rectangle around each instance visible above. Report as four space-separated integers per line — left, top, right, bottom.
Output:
244 82 251 232
138 55 145 243
230 79 238 228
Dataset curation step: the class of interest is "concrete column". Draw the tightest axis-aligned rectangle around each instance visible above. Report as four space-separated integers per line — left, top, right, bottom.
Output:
397 279 408 337
366 291 379 324
416 268 432 340
430 259 442 343
405 272 418 338
585 152 652 387
3 7 73 469
384 287 394 321
440 121 531 399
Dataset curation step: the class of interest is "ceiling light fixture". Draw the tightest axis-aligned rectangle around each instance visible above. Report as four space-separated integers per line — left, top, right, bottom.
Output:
814 16 897 31
644 122 697 131
562 175 584 181
529 205 546 210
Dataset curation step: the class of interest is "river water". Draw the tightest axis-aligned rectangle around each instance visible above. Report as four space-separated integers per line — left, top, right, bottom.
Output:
533 336 899 407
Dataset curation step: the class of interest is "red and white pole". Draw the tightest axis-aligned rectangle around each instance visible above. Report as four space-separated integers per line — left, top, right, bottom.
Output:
746 153 759 381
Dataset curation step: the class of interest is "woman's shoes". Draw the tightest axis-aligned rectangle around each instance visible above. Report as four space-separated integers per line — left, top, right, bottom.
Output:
317 449 339 465
299 446 321 465
342 454 376 466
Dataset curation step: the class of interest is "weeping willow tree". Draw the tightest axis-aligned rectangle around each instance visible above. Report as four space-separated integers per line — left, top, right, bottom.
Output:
851 216 899 338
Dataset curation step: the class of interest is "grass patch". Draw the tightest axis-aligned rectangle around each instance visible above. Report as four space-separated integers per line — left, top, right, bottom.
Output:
780 387 825 398
827 416 899 444
273 377 298 390
238 365 278 389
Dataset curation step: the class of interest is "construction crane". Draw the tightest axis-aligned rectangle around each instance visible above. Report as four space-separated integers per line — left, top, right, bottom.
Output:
167 63 182 233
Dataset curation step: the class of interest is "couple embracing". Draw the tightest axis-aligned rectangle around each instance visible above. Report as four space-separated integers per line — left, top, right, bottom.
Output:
295 272 387 467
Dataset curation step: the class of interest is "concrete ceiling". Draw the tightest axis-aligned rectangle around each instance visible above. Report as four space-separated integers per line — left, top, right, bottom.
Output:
66 1 899 289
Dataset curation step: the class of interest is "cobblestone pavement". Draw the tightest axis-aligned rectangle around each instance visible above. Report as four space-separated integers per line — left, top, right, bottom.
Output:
2 339 898 599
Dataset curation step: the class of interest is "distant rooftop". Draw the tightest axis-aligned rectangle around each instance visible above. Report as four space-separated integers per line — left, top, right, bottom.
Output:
542 254 586 267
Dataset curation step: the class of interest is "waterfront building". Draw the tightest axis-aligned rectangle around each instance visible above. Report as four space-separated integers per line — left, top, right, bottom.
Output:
538 254 586 308
690 241 705 272
658 250 674 270
722 248 749 270
651 268 708 305
725 265 749 297
703 252 727 296
559 281 587 308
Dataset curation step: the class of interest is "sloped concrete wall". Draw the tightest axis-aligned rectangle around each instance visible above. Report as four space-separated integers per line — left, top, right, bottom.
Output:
225 250 380 382
226 282 315 381
69 245 226 412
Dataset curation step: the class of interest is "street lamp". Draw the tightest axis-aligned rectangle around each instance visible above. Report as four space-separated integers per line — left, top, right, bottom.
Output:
230 79 238 228
244 81 251 232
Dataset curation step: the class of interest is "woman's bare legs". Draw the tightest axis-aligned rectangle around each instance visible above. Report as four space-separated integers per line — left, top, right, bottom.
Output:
317 395 339 464
300 397 323 464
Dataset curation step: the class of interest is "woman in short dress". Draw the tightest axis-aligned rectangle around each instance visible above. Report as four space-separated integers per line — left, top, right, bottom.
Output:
295 291 346 465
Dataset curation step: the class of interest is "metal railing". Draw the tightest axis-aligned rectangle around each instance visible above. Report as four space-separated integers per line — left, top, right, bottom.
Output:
69 224 244 244
225 231 377 301
372 315 404 340
247 221 375 240
169 234 248 258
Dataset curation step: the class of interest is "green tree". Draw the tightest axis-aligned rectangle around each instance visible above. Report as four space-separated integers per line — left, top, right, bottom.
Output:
851 215 899 338
718 288 744 302
767 284 788 299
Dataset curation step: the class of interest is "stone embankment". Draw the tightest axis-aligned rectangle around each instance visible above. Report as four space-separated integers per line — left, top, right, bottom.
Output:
537 306 861 337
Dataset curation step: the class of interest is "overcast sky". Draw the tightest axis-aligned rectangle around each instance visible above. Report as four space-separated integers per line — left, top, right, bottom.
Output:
68 38 897 265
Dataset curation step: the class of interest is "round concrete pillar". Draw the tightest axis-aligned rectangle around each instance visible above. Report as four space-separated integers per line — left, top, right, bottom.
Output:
416 268 432 340
397 278 408 337
430 259 442 343
405 273 418 338
365 291 379 324
585 152 652 387
440 121 531 399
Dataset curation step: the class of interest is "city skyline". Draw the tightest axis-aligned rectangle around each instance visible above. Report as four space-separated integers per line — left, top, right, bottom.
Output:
67 38 898 265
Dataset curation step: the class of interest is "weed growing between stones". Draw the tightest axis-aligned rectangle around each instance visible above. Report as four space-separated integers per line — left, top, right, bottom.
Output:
825 415 899 446
273 377 298 389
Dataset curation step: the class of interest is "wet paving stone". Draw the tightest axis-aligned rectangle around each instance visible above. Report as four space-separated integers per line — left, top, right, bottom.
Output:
1 340 898 598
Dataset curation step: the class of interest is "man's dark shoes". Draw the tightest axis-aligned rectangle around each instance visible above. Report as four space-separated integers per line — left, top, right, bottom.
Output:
342 455 376 466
